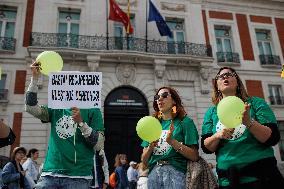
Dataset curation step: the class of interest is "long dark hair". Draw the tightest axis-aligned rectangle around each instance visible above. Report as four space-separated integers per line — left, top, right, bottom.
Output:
27 148 38 158
153 87 187 120
212 67 249 105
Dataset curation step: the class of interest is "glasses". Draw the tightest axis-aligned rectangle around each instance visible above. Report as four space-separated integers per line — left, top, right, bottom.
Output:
216 72 235 80
154 92 171 101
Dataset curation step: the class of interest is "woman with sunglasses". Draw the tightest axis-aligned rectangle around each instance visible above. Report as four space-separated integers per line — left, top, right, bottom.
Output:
201 67 284 189
141 87 199 189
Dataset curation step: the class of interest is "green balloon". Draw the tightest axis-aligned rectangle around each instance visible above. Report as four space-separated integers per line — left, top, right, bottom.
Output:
136 116 162 142
217 96 245 128
36 51 63 76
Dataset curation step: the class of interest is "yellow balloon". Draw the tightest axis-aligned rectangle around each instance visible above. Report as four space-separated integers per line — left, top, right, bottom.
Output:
136 116 162 142
217 96 245 128
36 51 63 76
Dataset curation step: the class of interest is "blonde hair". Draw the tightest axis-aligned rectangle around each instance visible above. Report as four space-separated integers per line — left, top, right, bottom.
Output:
114 154 127 168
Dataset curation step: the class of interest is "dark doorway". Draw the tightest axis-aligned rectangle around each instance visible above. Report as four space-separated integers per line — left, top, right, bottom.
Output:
104 86 149 172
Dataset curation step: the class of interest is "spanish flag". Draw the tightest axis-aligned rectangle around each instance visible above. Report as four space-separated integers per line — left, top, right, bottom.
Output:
127 0 131 34
109 0 133 34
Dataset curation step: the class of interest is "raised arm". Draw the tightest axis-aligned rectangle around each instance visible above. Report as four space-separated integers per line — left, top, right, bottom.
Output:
25 62 49 122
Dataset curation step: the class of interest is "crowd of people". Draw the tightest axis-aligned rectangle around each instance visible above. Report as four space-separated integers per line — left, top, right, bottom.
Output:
1 65 284 189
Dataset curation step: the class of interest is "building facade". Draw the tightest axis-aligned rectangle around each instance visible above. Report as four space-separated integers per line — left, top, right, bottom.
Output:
0 0 284 172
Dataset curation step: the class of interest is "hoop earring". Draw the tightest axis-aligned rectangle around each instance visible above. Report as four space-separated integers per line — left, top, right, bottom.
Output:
172 106 177 114
158 111 163 119
171 106 177 119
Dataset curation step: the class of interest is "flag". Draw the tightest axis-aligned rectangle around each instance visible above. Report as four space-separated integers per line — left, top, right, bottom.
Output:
127 0 131 34
148 0 173 38
109 0 133 34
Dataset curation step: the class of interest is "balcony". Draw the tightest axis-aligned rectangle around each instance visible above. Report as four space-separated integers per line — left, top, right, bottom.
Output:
269 96 284 105
259 55 281 66
0 89 8 102
30 32 209 57
0 37 16 52
216 52 240 63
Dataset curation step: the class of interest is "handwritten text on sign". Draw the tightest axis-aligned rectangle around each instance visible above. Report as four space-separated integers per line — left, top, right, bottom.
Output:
48 72 102 109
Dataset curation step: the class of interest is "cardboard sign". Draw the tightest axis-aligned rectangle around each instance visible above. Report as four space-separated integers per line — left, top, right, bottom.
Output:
48 72 102 109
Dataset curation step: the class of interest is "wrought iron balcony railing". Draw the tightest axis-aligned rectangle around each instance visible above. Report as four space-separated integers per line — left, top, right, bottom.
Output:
0 89 8 101
259 55 281 66
0 37 16 51
30 32 209 57
216 52 240 63
269 96 284 105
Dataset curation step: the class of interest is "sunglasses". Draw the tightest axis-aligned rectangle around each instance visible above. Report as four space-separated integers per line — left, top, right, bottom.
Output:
154 92 171 101
215 72 235 80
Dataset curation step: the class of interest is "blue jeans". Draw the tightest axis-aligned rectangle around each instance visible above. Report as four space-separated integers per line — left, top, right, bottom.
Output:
147 165 185 189
36 175 91 189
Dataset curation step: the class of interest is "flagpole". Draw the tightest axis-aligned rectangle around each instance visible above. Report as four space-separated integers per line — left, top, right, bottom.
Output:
106 0 109 50
145 0 148 52
126 0 130 50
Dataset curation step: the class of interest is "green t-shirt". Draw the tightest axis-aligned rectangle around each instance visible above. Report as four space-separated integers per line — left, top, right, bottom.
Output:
141 116 199 173
42 107 104 176
202 97 277 186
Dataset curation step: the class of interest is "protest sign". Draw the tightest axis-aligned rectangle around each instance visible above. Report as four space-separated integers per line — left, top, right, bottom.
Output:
48 72 102 109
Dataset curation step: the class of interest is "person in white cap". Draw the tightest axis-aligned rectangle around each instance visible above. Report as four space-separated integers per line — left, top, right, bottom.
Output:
127 161 138 189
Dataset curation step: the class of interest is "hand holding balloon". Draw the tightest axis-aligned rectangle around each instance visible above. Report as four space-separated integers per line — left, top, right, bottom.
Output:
217 96 245 128
136 116 162 143
35 51 63 76
30 60 41 79
215 128 235 140
242 103 251 127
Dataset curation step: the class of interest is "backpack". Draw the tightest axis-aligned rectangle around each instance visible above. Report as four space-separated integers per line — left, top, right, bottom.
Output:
109 171 117 188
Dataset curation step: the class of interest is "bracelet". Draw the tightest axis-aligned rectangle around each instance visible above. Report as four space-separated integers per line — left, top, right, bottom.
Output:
247 119 255 129
176 142 183 153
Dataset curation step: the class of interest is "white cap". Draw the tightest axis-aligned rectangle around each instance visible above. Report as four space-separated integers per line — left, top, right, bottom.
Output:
130 161 137 166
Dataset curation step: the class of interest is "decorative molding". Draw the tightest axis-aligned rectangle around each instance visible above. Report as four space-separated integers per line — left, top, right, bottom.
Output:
166 69 197 81
116 63 136 84
161 2 186 12
154 59 166 79
117 0 137 7
87 55 100 72
199 66 212 94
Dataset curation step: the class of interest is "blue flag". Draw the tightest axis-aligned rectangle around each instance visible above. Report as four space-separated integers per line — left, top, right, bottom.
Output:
148 0 173 38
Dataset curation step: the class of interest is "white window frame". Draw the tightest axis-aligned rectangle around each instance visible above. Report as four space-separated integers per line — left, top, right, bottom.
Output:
250 22 284 66
0 8 16 38
255 29 274 55
58 9 80 35
268 84 283 105
214 25 234 53
208 17 242 64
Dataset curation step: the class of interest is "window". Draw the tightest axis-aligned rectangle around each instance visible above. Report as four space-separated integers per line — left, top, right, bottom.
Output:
0 7 17 50
214 25 239 63
58 9 80 48
278 121 284 161
256 29 272 55
166 19 185 54
114 14 135 50
268 85 284 105
256 29 280 65
0 74 8 100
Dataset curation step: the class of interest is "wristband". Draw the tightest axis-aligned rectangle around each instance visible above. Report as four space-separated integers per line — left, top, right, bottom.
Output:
247 119 255 129
176 142 183 152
